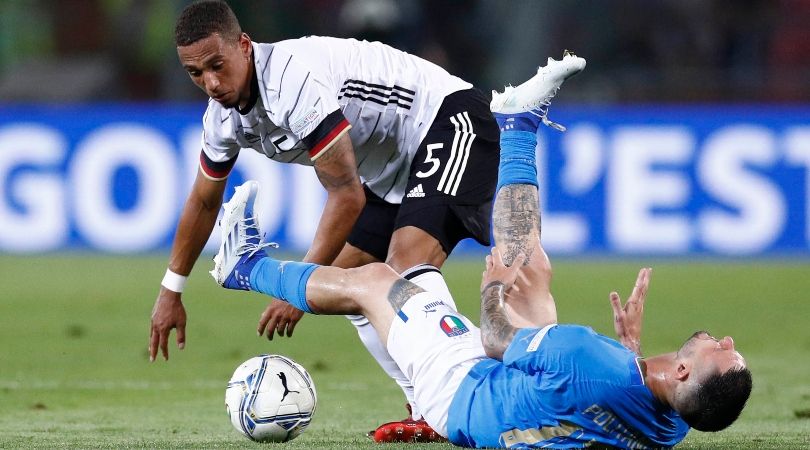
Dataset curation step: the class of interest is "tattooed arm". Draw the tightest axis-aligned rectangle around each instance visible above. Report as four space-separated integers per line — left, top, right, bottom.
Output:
480 248 525 360
480 282 517 359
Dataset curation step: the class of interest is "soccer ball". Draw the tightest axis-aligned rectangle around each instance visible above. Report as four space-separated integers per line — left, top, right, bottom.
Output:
225 354 317 442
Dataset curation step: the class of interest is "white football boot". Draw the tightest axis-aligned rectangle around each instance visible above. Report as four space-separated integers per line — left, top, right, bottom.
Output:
210 180 276 290
490 50 586 131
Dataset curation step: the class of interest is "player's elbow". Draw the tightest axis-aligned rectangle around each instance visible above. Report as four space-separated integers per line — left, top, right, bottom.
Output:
345 186 365 216
329 182 365 217
480 331 508 361
482 343 506 361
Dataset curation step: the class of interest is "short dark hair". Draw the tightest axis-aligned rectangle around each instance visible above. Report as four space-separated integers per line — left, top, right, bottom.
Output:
680 367 753 432
175 0 241 47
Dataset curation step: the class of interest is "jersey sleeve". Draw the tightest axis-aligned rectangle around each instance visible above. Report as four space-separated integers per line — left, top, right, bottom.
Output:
199 102 240 181
504 325 632 378
501 325 556 374
263 47 351 161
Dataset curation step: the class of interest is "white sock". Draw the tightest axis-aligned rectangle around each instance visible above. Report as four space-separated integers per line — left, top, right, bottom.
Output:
346 314 420 418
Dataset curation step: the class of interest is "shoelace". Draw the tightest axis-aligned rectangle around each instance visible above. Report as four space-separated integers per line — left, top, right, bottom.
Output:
528 87 566 132
239 217 278 257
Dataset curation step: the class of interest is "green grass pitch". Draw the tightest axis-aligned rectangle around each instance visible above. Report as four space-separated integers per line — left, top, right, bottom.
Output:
1 254 809 449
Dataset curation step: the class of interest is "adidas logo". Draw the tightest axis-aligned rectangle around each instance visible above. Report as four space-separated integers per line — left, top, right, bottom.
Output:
501 117 516 131
406 184 425 198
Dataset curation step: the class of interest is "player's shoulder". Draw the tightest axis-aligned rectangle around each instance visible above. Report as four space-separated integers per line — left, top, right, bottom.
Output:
270 36 397 62
549 324 598 339
268 36 338 58
255 38 329 90
202 98 233 128
545 324 628 355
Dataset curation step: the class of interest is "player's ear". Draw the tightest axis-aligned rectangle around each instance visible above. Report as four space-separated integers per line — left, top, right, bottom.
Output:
240 33 252 58
675 361 690 381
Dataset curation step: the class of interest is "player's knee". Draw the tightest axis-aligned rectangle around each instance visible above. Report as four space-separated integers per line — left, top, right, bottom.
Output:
534 249 553 282
339 263 400 313
349 263 400 292
362 262 399 277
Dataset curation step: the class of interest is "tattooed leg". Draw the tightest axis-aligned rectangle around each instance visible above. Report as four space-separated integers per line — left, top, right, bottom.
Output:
480 128 558 358
492 184 540 265
386 278 427 313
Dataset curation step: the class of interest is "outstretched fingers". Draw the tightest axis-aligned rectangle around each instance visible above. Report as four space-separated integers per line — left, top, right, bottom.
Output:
628 267 651 306
609 291 624 324
609 267 651 356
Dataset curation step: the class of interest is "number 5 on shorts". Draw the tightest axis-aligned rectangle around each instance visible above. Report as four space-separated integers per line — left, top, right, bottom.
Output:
416 143 443 178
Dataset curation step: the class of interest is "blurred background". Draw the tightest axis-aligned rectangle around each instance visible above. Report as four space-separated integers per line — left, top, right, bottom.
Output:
1 2 809 447
1 0 809 256
2 0 810 103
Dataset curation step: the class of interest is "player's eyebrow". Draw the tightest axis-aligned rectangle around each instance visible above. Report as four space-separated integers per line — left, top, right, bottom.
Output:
182 53 224 71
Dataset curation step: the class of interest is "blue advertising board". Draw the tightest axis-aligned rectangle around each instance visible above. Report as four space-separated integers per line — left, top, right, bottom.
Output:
1 104 809 256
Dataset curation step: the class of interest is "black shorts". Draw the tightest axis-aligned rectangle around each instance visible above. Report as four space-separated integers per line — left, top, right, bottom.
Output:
347 88 500 261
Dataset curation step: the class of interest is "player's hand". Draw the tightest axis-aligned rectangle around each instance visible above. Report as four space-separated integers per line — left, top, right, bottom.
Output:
502 241 558 328
149 287 187 362
257 299 304 340
609 267 651 356
481 247 526 292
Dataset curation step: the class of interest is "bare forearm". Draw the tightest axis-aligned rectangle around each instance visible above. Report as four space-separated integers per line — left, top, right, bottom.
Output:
168 189 223 275
303 190 363 265
480 282 518 360
492 184 540 265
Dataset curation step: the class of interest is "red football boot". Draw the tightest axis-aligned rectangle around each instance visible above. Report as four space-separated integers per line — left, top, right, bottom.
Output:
368 404 448 443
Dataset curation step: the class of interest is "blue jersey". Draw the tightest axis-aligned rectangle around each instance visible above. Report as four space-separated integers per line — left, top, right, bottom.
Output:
446 325 689 449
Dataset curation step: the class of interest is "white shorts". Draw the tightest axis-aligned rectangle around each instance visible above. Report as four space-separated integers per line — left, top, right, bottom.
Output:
386 291 487 437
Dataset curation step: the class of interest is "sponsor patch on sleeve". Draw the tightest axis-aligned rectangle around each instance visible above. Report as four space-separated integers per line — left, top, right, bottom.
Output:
526 324 555 352
290 107 320 136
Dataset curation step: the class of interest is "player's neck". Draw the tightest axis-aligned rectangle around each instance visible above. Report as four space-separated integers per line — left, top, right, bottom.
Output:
238 58 258 114
641 352 678 407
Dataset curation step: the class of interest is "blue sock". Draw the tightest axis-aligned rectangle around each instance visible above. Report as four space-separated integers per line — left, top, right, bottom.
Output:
249 257 318 314
497 130 539 192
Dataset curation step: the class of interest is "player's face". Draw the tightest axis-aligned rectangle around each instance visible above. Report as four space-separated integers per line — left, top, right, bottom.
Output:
678 330 746 374
178 33 253 109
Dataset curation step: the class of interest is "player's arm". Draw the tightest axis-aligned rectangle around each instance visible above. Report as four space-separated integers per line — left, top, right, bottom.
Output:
257 132 364 340
609 267 652 357
306 132 365 265
149 167 228 361
479 247 526 360
491 181 558 328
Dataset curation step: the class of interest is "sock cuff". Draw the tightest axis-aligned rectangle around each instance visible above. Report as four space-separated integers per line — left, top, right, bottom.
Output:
292 262 318 313
500 130 538 143
499 131 538 161
501 130 538 145
400 264 441 281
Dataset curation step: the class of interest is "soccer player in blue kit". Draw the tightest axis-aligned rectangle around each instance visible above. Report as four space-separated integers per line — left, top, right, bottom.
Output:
209 61 752 447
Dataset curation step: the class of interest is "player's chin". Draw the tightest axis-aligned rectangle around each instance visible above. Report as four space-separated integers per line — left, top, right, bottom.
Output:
213 95 237 108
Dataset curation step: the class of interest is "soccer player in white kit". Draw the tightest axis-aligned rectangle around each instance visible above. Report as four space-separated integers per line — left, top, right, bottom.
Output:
149 0 502 438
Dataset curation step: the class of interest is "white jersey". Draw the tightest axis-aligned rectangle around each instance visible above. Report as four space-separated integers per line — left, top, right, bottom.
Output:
200 36 472 203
